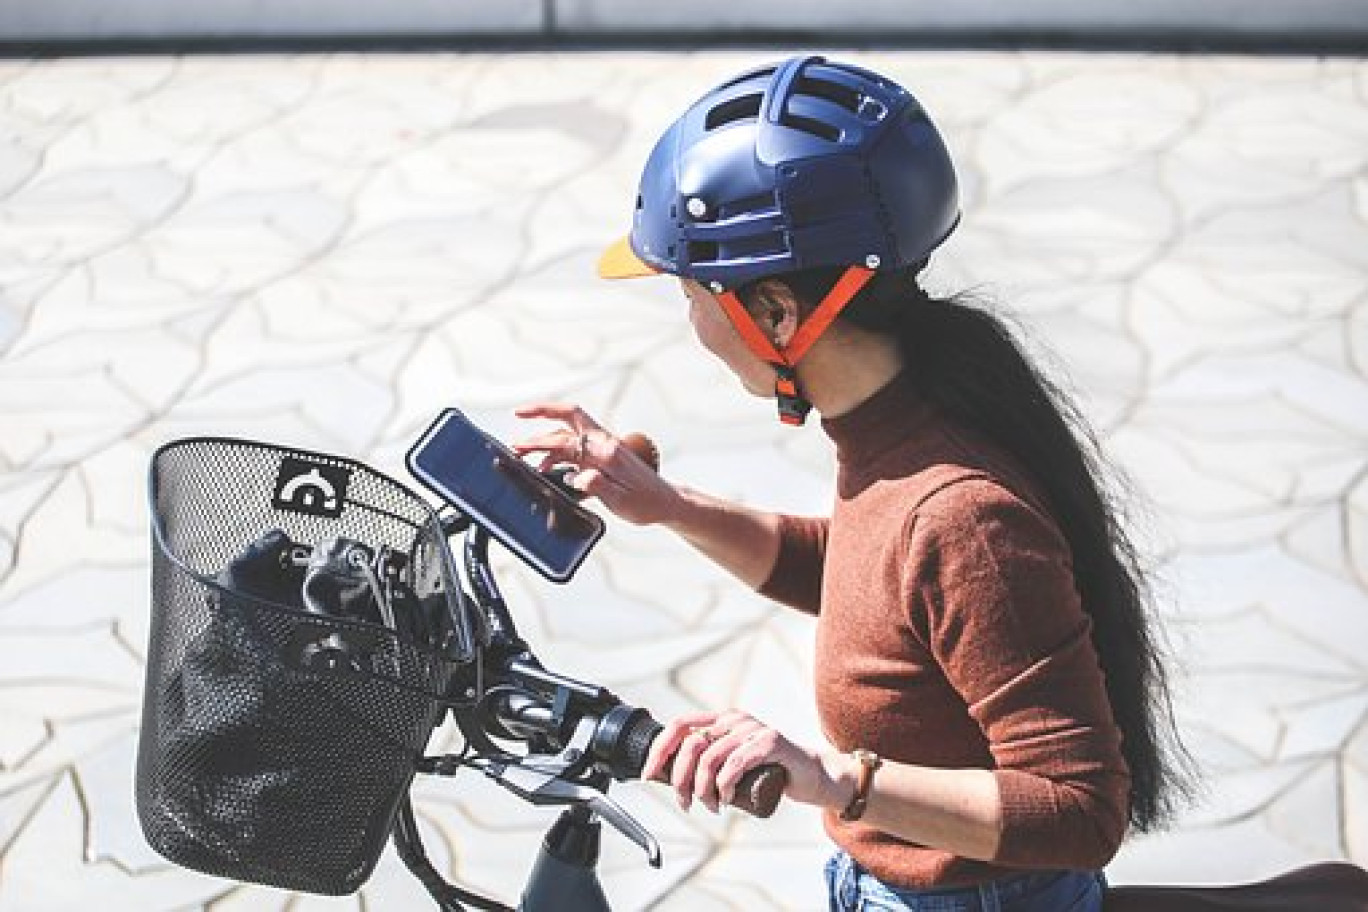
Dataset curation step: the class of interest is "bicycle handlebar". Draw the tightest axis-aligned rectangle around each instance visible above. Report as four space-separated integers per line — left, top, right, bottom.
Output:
458 514 789 819
486 685 788 817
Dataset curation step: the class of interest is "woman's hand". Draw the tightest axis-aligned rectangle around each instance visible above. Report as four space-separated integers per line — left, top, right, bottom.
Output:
512 403 681 526
641 709 850 815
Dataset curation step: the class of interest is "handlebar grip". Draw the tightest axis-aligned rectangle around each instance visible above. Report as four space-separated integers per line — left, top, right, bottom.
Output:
606 710 786 818
738 763 789 818
583 704 789 817
657 757 788 819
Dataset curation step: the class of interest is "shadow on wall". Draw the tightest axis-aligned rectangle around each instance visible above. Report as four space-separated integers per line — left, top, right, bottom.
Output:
2 0 1368 45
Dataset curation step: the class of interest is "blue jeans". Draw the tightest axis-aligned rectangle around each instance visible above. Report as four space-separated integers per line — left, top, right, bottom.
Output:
824 850 1106 911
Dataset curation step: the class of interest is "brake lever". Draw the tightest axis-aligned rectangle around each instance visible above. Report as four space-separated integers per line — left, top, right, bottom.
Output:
476 760 661 868
469 716 663 868
465 691 665 865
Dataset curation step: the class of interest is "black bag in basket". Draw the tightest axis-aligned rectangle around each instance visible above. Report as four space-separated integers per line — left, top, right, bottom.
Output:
137 438 474 896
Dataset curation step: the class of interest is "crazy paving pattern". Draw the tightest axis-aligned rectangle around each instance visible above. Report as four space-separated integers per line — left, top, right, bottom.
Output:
1 50 1366 911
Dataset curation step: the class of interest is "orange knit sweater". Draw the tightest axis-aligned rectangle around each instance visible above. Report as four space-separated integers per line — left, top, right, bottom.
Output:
760 372 1130 888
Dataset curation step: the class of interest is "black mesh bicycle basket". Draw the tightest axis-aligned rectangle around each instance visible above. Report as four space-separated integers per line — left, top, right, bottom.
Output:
137 437 476 896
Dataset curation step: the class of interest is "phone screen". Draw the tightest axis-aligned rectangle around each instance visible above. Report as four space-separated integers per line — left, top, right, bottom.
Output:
406 409 605 583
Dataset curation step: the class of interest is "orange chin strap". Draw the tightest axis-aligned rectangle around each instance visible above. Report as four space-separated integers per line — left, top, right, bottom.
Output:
716 265 876 426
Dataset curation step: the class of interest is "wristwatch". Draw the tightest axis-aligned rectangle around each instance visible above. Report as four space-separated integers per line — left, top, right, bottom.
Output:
839 749 881 822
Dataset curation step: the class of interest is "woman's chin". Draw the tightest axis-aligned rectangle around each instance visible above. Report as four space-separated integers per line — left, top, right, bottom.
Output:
740 378 773 399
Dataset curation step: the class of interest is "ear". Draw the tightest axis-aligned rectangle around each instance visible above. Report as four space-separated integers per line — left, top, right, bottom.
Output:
751 280 802 348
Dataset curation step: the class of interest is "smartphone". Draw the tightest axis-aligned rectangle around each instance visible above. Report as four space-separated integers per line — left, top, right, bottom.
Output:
406 409 605 583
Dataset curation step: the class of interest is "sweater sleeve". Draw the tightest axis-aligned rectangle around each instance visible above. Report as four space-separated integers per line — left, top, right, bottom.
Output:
907 478 1131 870
758 513 829 616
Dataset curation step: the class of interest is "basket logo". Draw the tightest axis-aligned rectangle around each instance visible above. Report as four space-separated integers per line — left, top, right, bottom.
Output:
272 456 350 518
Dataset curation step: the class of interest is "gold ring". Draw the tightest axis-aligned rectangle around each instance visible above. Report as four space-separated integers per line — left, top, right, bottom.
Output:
690 726 715 744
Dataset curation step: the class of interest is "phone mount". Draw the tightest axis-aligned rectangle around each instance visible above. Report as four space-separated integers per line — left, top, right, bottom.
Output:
396 515 668 912
407 409 605 584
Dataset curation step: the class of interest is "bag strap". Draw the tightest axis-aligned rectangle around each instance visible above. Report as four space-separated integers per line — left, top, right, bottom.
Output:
392 795 514 912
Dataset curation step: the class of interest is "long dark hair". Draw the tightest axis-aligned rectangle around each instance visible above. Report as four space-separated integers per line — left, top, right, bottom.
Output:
742 265 1192 832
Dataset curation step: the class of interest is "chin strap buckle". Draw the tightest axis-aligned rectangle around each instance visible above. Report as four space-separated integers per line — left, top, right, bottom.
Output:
774 364 811 426
714 265 877 429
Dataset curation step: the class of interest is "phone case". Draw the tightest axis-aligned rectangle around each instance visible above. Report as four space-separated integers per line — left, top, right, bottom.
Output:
406 409 605 583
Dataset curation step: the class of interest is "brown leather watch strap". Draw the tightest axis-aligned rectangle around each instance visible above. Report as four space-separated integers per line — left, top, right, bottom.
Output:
839 749 881 822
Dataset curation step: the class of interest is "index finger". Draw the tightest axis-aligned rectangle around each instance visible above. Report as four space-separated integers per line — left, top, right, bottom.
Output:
513 403 603 432
642 711 724 782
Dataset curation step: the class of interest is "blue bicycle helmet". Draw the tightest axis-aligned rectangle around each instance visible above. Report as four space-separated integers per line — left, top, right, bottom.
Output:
599 55 960 424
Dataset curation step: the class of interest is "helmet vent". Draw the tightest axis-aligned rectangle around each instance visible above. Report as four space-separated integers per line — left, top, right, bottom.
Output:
706 94 763 130
716 66 777 93
795 76 861 113
779 113 840 142
720 192 775 219
688 241 718 263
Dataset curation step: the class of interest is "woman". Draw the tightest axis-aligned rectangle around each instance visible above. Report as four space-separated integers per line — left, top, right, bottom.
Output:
515 56 1188 911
